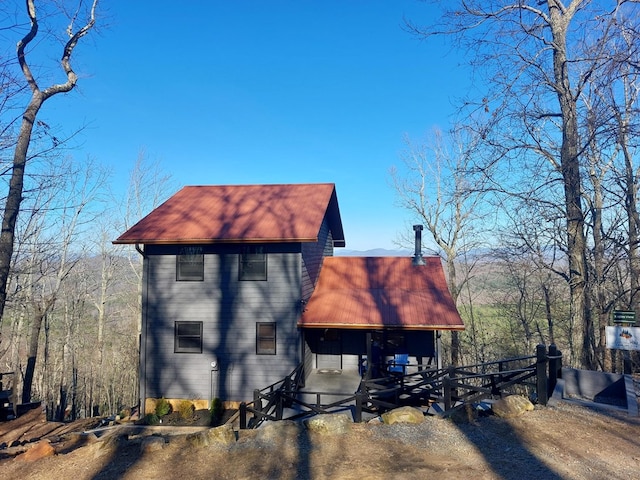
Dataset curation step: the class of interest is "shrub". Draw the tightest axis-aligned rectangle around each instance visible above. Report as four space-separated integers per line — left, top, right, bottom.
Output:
144 413 160 425
210 397 224 425
177 400 195 420
155 397 172 417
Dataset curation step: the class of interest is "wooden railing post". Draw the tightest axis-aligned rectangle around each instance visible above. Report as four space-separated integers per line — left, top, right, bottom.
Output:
239 402 247 430
444 365 456 411
355 391 364 423
283 376 292 408
548 343 561 393
536 344 548 406
276 393 283 420
443 377 451 411
253 389 261 411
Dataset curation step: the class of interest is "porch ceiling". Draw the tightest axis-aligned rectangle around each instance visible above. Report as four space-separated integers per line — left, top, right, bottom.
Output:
299 256 465 331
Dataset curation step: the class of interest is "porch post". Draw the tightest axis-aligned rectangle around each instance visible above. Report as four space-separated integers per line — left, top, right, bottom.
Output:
299 329 306 388
365 331 372 380
436 330 442 370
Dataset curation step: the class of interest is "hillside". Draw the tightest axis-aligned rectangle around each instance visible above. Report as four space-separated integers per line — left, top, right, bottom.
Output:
1 400 638 479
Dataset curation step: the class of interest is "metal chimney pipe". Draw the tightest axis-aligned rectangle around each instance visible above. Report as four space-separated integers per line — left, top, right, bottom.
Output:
412 224 426 266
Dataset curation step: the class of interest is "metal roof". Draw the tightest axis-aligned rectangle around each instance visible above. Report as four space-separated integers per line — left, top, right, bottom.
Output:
114 183 345 246
299 256 465 331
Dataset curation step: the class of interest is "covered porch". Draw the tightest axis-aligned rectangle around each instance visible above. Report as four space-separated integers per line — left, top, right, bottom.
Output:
298 256 465 383
303 327 440 379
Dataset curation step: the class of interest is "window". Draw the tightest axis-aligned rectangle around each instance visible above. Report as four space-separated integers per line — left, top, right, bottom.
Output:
256 322 276 355
239 247 267 280
175 321 203 353
177 247 204 281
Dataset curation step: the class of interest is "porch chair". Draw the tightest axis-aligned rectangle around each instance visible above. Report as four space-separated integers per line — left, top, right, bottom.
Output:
387 352 409 375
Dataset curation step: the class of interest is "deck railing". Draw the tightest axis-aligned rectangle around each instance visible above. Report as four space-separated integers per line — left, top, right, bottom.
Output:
239 344 562 428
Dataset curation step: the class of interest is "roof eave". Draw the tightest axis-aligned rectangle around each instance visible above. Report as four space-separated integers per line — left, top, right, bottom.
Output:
297 323 465 331
113 237 322 246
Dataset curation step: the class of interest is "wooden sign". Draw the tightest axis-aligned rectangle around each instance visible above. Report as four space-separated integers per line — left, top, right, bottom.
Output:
612 310 636 324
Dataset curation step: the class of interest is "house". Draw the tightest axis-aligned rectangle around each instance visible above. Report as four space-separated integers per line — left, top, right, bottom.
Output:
114 183 464 411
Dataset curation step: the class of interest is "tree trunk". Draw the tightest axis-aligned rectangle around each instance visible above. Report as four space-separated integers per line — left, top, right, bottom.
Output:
0 95 44 328
445 256 461 365
549 2 593 368
542 285 555 344
22 308 45 404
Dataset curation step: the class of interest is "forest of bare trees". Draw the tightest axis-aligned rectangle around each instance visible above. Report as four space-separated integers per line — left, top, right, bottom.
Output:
0 1 174 420
395 1 640 371
1 1 639 421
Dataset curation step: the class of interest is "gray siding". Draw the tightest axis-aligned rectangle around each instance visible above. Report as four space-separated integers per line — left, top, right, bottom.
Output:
301 215 334 301
140 245 303 403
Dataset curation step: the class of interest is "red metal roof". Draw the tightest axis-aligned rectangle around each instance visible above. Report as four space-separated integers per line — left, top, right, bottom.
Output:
299 256 465 331
114 183 345 245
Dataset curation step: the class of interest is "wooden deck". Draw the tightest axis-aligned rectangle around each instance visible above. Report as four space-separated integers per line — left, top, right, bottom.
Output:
279 369 364 421
301 369 362 395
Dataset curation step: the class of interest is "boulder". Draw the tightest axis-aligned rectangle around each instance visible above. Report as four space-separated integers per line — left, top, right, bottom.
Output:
140 436 166 453
186 424 236 447
304 413 352 434
381 406 425 425
492 395 534 418
21 440 55 462
255 420 301 443
88 433 127 459
55 431 99 454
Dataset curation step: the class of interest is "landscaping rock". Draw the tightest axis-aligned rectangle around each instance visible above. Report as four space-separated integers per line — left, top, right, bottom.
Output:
53 431 99 455
304 413 352 434
381 406 425 425
21 440 55 462
186 424 235 447
140 435 166 453
492 395 534 418
255 420 301 444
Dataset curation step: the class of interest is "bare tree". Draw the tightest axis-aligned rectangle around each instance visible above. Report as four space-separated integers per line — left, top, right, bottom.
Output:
592 21 640 371
495 203 573 356
112 151 174 410
0 0 99 334
407 1 640 368
390 128 487 364
19 158 106 404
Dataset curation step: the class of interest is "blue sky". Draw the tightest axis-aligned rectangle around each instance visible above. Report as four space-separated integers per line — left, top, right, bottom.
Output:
40 1 468 251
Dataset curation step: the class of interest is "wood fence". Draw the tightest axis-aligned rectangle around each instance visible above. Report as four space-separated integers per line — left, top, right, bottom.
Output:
239 344 562 429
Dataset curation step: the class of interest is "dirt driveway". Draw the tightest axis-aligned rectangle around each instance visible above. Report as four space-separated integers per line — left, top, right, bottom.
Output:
1 401 639 479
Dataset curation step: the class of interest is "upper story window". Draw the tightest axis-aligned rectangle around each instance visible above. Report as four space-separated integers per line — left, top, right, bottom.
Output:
239 246 267 281
177 247 204 281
